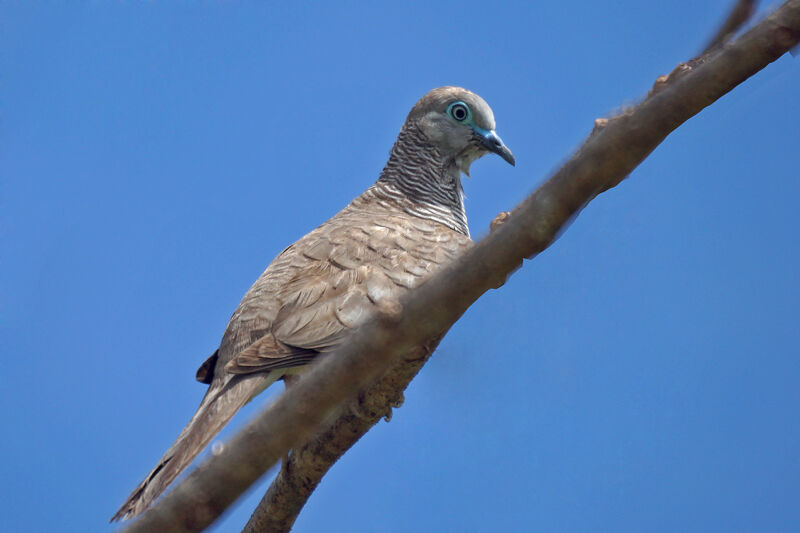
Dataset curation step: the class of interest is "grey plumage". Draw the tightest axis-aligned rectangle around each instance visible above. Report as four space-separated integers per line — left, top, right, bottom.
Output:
111 86 514 522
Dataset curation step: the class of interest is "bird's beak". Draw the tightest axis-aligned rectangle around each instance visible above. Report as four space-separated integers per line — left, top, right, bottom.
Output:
474 127 515 166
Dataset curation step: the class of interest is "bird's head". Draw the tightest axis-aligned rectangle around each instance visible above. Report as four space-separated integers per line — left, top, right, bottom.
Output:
407 86 515 176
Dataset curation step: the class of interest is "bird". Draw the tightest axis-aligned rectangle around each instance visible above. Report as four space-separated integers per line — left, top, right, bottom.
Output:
111 86 514 521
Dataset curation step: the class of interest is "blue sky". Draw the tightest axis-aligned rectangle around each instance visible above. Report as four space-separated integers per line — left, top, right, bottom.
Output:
2 2 799 532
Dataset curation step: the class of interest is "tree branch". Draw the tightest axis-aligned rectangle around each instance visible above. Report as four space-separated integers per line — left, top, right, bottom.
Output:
121 2 800 531
702 0 757 54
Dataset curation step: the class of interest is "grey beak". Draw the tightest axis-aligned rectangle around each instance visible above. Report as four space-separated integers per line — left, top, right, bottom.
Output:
475 128 515 166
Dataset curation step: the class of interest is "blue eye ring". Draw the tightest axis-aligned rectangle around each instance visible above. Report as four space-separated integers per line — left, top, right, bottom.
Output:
447 101 471 123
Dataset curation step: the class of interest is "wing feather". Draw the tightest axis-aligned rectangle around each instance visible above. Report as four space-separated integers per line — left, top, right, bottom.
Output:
220 210 471 377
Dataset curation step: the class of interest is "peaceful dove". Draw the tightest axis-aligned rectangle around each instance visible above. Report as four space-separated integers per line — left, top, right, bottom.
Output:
112 86 514 521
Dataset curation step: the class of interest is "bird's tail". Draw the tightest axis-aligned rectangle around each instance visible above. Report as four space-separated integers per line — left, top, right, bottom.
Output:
111 374 273 522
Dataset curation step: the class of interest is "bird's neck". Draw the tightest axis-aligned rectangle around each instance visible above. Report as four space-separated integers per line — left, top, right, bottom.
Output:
369 123 469 237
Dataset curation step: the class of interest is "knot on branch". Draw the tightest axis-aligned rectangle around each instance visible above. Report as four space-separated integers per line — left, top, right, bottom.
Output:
648 62 693 96
592 117 610 133
490 211 512 232
648 58 709 97
591 106 633 136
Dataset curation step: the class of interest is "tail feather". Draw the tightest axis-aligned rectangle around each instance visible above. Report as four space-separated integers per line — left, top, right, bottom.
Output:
111 374 274 522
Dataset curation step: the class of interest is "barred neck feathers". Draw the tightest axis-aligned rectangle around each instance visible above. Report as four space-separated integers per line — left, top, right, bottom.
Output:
364 122 469 237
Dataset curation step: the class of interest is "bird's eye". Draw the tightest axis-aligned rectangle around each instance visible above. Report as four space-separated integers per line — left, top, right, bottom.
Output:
447 102 470 122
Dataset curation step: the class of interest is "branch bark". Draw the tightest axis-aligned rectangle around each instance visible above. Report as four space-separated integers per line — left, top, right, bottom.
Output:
121 2 800 532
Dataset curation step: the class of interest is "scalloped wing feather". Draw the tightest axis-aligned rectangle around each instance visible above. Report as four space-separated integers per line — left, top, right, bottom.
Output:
221 213 470 376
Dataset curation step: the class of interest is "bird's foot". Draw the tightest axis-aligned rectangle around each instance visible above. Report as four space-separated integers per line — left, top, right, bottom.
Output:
383 391 405 422
348 394 373 422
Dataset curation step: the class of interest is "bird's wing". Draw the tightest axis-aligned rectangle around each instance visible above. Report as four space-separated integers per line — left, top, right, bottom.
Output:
224 210 470 375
